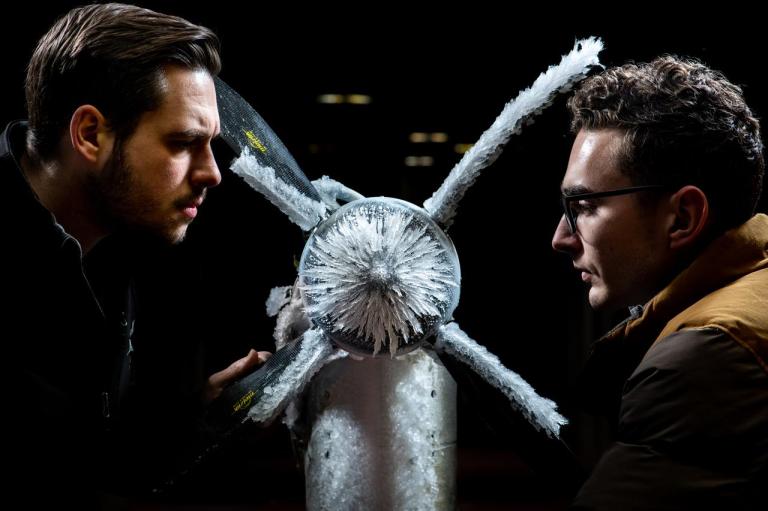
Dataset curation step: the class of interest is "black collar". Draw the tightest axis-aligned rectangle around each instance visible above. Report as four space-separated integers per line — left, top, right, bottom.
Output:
1 120 73 251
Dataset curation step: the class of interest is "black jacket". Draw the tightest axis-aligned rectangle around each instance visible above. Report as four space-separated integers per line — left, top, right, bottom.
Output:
1 121 210 506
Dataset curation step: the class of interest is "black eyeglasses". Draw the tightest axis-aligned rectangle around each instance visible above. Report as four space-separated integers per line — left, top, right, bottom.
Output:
561 184 668 234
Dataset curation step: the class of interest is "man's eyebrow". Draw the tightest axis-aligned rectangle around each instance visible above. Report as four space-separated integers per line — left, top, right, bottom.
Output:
561 184 592 196
168 129 217 139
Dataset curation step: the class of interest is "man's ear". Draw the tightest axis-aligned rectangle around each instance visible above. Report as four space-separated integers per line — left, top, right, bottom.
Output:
668 185 709 250
68 105 114 167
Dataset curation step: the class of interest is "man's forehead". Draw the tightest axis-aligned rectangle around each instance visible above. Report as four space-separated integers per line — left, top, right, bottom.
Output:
561 129 629 191
146 71 220 136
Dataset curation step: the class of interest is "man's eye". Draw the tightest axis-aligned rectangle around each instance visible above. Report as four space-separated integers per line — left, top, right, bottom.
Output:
571 201 596 215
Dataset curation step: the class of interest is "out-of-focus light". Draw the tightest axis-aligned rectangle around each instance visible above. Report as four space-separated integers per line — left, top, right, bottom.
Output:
404 155 435 167
430 132 448 143
346 94 372 105
318 94 344 104
454 143 473 154
410 132 449 143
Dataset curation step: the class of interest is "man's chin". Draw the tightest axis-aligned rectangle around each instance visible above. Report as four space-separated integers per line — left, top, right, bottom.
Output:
588 287 609 310
118 223 189 247
589 289 632 315
165 226 188 245
152 218 191 245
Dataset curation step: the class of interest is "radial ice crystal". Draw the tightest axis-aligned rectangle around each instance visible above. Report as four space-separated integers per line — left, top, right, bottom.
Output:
299 198 461 357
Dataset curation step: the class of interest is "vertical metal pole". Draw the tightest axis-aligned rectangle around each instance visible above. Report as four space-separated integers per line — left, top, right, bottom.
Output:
303 349 457 510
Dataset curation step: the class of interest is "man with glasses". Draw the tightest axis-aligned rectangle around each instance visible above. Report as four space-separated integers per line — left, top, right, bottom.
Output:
552 56 767 509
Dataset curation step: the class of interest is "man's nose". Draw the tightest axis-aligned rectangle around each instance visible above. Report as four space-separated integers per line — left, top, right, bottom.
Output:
552 214 580 253
192 145 222 189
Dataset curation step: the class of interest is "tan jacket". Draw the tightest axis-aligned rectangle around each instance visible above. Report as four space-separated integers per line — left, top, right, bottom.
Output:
574 214 768 510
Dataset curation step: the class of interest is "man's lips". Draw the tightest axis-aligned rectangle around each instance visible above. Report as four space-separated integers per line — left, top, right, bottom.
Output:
180 197 204 219
574 266 592 283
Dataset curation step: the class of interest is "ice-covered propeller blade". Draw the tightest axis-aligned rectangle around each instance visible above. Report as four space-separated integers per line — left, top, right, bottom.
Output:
215 77 327 230
434 322 567 438
424 37 603 229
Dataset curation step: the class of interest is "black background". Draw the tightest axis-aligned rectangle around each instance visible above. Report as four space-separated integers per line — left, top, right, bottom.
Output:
3 3 767 509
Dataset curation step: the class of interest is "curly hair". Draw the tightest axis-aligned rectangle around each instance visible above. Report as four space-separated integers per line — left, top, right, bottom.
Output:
26 3 221 162
568 55 764 231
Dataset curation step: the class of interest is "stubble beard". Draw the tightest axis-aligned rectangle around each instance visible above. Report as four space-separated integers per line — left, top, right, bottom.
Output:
89 140 188 245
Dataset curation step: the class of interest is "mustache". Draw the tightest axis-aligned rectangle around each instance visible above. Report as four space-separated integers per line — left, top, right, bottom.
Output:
174 188 207 209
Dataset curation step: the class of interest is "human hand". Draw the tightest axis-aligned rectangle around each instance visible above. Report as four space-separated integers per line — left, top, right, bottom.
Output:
202 349 272 405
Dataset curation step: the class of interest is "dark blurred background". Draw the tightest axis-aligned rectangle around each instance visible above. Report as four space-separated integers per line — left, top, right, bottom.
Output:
3 3 767 509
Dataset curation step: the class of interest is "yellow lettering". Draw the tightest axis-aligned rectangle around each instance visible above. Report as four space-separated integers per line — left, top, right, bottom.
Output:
244 130 267 154
232 390 256 413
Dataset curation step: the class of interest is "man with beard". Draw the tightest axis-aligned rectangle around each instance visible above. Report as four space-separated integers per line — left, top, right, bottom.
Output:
552 56 767 509
1 3 269 506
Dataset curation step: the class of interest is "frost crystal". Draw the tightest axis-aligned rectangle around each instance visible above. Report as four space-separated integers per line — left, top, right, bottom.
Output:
246 328 337 424
231 149 327 230
435 322 568 438
300 198 460 356
424 37 603 228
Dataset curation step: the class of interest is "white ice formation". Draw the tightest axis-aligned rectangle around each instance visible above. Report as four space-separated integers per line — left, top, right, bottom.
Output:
299 198 461 356
424 37 604 228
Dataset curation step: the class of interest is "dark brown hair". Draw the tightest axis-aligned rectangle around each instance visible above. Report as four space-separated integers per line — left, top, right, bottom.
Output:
25 3 221 161
568 55 764 231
